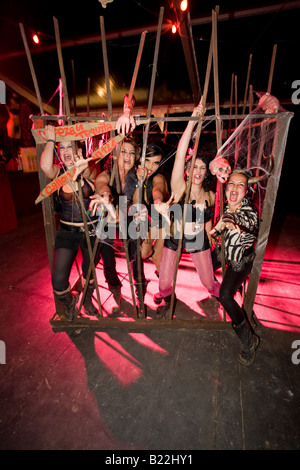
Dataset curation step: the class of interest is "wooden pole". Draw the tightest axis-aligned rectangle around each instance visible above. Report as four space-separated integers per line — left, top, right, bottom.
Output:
99 15 137 316
128 31 147 104
19 24 57 274
71 59 77 116
254 43 278 187
169 9 215 319
228 73 234 135
53 16 102 316
267 44 277 94
212 8 227 321
136 7 164 318
87 77 90 116
242 54 252 115
19 23 44 115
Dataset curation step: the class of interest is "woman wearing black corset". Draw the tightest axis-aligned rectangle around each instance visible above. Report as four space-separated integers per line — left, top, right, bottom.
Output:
40 126 101 321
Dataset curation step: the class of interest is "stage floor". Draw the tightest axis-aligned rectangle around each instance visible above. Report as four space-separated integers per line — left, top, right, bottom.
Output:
0 210 299 450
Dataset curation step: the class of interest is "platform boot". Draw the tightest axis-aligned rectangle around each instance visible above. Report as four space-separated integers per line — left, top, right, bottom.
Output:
83 282 99 316
232 320 260 366
55 289 79 322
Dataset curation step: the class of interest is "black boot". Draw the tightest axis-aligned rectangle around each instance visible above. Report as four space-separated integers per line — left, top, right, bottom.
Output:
55 290 79 322
109 284 122 304
83 283 99 316
155 294 176 319
232 320 260 366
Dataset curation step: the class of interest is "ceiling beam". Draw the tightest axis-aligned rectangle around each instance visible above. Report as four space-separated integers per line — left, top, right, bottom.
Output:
1 2 299 60
0 72 56 114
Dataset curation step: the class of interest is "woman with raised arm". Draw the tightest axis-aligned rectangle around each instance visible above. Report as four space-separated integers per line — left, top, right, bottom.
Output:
155 100 220 319
40 126 101 321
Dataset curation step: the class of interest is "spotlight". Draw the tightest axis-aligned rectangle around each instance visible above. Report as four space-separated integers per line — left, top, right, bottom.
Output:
172 24 177 34
180 0 188 11
32 33 40 44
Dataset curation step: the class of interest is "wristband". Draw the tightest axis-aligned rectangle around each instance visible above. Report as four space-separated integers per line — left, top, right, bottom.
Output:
46 139 56 145
154 197 163 203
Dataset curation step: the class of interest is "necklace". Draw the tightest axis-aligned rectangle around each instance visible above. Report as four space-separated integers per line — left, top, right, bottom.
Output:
189 187 205 233
226 202 242 213
190 186 204 204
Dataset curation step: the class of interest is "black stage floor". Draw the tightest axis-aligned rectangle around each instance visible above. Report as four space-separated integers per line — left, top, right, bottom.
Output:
0 210 299 451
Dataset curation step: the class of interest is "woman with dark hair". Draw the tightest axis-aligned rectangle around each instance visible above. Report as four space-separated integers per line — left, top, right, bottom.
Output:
210 169 260 365
155 102 220 319
91 136 158 314
40 126 101 321
131 142 170 274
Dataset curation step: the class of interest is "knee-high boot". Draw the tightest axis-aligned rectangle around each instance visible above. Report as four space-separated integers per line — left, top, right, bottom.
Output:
83 282 99 316
232 320 260 366
55 289 79 322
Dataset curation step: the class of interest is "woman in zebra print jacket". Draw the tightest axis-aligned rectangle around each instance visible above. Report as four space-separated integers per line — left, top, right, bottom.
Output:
210 170 260 366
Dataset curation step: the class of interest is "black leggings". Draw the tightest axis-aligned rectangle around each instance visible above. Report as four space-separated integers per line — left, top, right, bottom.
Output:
52 230 101 293
99 240 121 287
219 261 253 325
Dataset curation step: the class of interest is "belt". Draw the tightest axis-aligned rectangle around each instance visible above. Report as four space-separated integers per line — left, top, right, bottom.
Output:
60 222 96 236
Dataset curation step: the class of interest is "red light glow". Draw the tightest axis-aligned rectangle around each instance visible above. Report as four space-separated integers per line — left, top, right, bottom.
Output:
32 34 39 44
180 0 188 11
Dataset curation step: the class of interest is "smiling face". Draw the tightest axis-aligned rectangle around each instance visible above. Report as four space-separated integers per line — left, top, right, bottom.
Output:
118 141 137 174
143 154 162 178
59 141 74 167
226 172 248 211
186 158 207 185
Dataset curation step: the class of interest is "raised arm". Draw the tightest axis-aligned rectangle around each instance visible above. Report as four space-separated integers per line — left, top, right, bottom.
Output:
171 99 206 201
115 94 136 135
88 170 115 217
40 125 59 180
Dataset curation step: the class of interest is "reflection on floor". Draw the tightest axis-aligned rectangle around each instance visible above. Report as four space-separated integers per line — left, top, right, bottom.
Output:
62 213 300 333
0 211 299 451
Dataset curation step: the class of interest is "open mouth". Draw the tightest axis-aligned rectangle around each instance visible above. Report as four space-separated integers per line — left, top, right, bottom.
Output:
64 156 73 166
229 191 239 202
